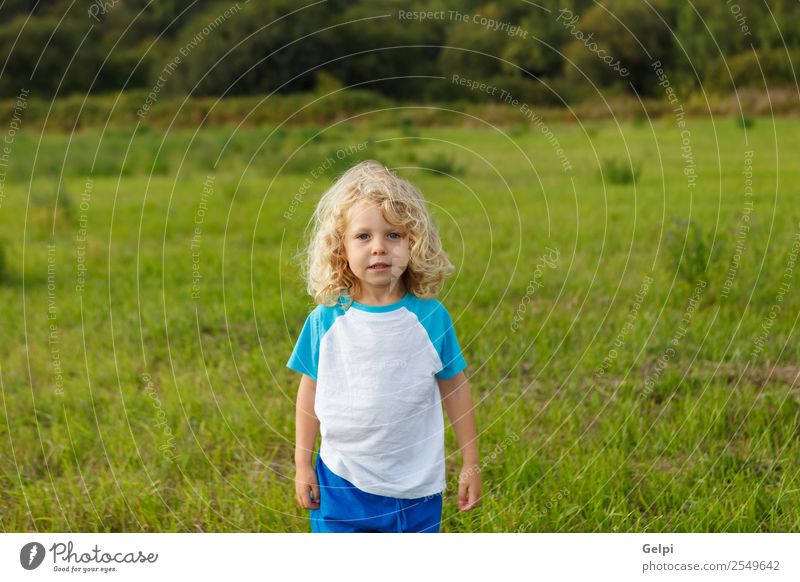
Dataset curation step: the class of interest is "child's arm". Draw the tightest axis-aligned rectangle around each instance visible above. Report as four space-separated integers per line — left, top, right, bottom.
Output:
294 374 320 509
438 371 482 511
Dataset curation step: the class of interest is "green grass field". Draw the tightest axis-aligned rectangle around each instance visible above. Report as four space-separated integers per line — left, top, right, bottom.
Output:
1 116 799 532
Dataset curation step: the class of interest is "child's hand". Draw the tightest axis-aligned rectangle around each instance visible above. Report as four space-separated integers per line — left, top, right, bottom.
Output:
458 462 482 511
295 464 320 510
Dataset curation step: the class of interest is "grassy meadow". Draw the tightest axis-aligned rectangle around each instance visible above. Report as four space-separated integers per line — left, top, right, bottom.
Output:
1 115 799 532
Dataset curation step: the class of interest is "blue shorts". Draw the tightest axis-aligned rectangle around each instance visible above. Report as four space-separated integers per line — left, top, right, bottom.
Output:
309 453 443 533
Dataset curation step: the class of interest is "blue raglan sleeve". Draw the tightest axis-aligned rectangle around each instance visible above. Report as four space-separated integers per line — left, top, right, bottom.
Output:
286 308 320 381
434 304 468 380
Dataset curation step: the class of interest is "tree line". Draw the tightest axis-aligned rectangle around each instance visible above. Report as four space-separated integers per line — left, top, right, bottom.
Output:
1 0 798 104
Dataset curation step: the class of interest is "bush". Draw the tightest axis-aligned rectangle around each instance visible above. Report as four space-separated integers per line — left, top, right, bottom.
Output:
665 217 726 289
423 153 464 177
509 123 527 137
600 157 641 185
57 182 74 219
735 115 754 129
0 18 102 98
399 116 418 138
0 241 6 283
708 48 800 91
30 179 73 220
295 126 323 145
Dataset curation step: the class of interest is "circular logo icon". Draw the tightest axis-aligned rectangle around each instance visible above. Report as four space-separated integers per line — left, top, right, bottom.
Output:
20 542 46 570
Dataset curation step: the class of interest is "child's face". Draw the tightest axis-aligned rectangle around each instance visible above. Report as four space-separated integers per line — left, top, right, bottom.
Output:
342 200 410 295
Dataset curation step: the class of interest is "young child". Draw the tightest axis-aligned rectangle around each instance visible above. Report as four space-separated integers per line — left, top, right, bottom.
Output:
287 160 481 533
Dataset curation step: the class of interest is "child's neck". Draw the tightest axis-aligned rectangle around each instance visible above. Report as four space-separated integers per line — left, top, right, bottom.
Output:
352 284 407 306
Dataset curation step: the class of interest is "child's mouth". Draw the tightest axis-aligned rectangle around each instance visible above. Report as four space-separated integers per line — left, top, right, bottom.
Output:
368 263 390 271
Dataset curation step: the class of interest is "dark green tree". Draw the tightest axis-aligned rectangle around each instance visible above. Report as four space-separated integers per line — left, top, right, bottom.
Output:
561 0 675 96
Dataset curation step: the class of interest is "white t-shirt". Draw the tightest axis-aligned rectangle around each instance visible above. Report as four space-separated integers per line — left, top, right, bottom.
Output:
286 291 467 498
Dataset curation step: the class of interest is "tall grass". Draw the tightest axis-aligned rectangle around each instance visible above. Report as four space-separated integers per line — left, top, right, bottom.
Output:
1 119 799 532
600 156 642 185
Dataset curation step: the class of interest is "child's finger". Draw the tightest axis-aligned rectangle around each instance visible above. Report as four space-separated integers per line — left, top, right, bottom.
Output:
458 477 468 502
457 482 480 511
467 486 481 510
458 483 469 510
311 483 321 506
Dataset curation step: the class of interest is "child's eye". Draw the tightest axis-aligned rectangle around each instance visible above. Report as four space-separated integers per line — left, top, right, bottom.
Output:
388 232 402 240
356 233 369 240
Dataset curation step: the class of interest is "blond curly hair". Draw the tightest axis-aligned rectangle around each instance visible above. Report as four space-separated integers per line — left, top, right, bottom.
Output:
297 160 454 309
